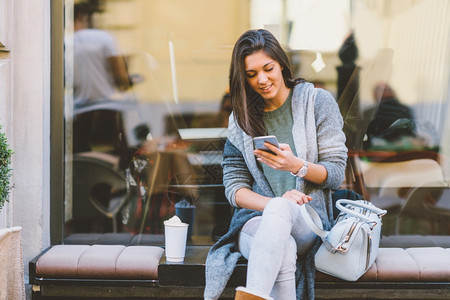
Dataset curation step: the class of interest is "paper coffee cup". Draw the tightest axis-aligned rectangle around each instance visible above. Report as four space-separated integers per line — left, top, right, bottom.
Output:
164 221 189 263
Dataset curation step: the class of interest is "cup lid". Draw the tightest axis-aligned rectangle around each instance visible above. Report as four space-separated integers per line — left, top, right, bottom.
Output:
164 221 189 227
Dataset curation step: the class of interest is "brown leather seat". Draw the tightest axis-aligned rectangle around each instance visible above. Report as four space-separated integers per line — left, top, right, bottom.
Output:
36 245 164 280
36 245 449 283
316 247 450 282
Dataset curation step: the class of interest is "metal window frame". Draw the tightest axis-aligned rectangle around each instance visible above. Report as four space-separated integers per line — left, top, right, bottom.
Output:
50 0 64 244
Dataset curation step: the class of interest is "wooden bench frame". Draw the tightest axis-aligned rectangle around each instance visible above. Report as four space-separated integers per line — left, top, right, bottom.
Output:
29 245 450 300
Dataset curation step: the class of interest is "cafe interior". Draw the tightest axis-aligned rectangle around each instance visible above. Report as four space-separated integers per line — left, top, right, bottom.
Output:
63 0 450 247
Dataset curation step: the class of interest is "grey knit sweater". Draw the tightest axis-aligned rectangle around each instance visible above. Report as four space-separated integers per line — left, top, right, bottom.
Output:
204 82 347 300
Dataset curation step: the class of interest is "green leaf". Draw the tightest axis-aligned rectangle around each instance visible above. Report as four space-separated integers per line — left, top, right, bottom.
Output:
0 125 14 210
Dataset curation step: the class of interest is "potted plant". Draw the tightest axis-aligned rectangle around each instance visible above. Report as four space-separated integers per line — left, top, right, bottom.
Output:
0 125 13 211
0 125 23 299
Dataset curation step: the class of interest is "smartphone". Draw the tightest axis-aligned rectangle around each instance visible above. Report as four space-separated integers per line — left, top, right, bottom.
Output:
253 135 280 154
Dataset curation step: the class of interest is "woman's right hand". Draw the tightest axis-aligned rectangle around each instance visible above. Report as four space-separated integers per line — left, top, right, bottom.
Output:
282 189 312 205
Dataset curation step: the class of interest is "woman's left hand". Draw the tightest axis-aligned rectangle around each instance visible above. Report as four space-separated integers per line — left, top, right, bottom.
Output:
282 189 312 205
254 143 301 173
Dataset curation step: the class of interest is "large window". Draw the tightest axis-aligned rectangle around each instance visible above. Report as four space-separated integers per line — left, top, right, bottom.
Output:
57 0 450 246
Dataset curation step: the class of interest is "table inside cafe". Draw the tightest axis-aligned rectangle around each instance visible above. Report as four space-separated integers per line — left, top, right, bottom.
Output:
127 134 232 245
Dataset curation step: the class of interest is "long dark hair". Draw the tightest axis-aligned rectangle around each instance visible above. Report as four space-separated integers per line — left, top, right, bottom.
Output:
229 29 304 137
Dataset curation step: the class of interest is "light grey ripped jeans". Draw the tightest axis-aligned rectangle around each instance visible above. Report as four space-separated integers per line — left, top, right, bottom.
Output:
238 197 317 300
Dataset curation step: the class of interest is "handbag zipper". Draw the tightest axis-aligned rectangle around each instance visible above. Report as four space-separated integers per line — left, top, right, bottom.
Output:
337 221 357 253
345 222 357 242
366 233 372 270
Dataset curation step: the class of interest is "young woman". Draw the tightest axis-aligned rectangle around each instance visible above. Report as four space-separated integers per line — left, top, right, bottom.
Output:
204 29 347 300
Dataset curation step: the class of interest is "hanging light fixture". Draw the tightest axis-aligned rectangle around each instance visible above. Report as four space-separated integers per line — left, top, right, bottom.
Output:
311 52 325 73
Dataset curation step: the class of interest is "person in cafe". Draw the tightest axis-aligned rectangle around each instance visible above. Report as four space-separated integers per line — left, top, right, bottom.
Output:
70 2 138 233
191 89 233 129
363 82 415 150
72 2 131 155
216 90 233 127
204 29 347 300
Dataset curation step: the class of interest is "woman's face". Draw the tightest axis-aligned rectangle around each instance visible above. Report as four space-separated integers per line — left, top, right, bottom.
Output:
244 50 288 104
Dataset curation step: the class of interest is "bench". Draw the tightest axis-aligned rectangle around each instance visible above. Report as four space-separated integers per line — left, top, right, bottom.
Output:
30 241 450 299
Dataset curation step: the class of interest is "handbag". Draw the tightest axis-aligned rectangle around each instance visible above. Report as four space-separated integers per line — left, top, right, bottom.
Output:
299 199 387 281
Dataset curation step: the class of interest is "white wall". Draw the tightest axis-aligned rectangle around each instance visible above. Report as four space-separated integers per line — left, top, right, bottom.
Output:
0 0 13 229
0 0 51 296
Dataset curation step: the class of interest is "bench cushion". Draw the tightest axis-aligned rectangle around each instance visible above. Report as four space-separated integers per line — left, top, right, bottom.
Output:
116 246 164 279
363 247 420 281
77 245 126 278
36 245 163 279
406 247 450 281
316 247 450 282
35 245 449 283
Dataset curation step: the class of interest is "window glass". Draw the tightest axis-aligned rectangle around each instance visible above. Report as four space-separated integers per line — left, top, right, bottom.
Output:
62 0 450 246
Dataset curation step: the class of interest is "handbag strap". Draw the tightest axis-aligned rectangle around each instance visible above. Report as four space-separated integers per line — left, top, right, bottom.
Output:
299 204 328 238
300 203 381 253
336 199 387 222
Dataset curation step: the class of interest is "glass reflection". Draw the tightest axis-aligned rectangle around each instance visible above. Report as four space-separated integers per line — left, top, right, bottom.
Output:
64 0 450 246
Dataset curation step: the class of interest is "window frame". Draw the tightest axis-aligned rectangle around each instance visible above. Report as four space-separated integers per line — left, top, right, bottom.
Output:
50 0 64 244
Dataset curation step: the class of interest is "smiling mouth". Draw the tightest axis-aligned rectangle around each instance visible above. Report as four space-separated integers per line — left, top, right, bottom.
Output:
260 84 272 91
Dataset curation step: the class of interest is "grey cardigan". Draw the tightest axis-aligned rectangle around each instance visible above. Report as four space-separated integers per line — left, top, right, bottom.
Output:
204 82 347 300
